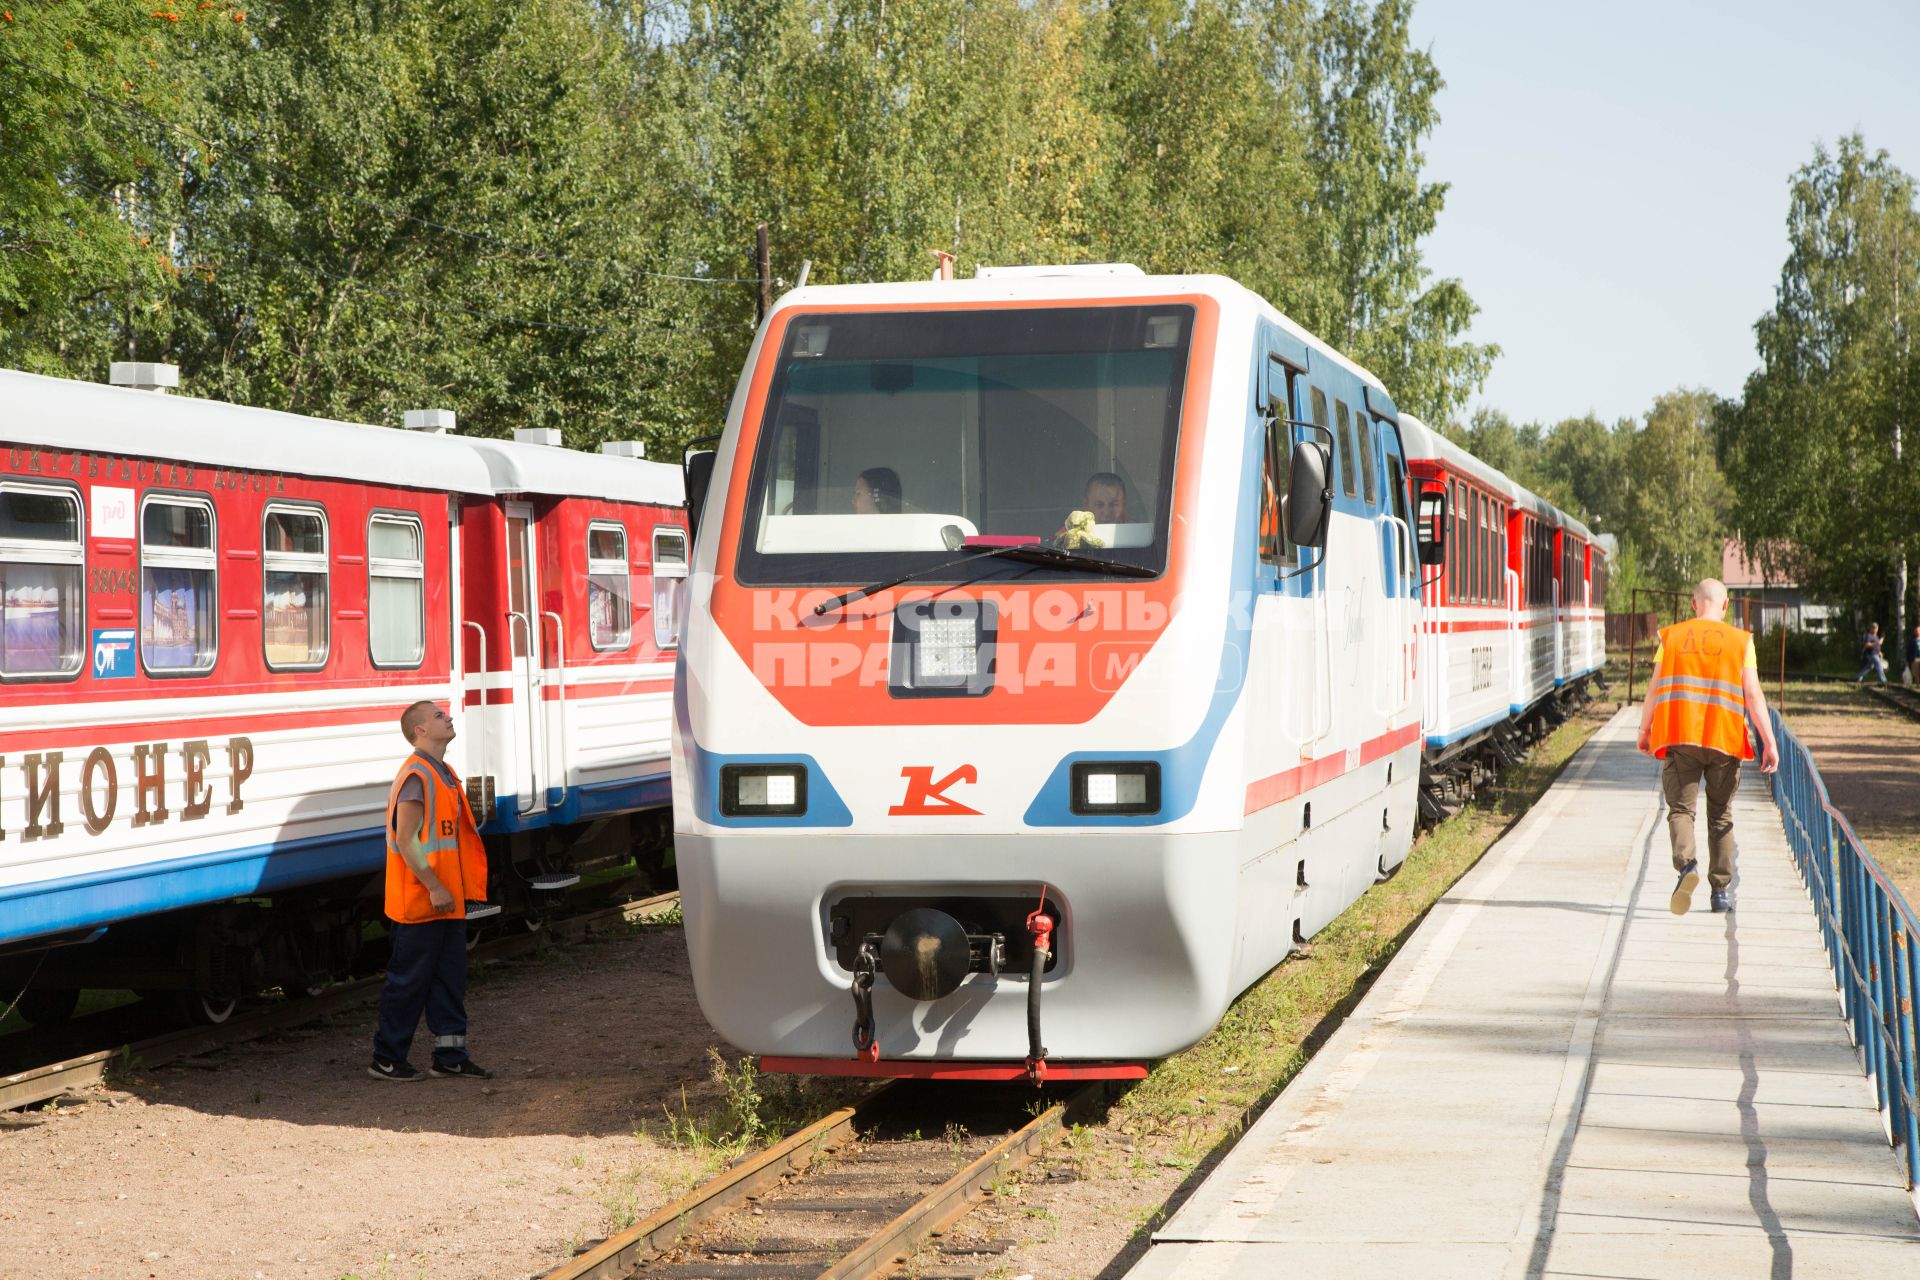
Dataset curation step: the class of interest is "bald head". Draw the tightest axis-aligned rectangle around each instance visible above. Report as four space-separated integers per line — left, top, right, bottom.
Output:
1692 578 1728 620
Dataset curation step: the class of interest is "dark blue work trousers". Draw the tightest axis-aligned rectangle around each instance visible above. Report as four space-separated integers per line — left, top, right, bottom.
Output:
372 919 471 1067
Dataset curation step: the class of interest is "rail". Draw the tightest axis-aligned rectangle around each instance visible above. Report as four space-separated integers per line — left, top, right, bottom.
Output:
2 892 682 1114
539 1081 1107 1280
1767 707 1919 1195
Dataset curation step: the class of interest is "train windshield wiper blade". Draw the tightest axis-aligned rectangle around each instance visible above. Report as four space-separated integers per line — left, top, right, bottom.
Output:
812 543 1155 619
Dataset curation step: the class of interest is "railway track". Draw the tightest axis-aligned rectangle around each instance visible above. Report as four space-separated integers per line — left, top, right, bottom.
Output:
1866 681 1920 724
541 1079 1111 1280
0 890 681 1116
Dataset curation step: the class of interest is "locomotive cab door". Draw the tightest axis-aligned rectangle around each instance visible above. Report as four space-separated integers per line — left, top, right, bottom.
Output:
1378 423 1416 717
505 502 550 817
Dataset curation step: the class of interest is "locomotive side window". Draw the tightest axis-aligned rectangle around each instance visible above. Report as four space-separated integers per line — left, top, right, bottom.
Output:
1258 369 1298 570
587 521 632 652
1359 414 1378 507
1334 401 1358 499
263 504 329 670
0 483 84 680
651 526 689 650
140 494 217 674
369 514 425 668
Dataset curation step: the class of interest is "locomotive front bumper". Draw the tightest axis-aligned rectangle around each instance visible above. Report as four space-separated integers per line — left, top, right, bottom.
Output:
676 829 1244 1064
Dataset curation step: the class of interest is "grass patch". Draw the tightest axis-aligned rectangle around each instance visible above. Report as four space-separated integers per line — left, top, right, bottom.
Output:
1113 697 1616 1142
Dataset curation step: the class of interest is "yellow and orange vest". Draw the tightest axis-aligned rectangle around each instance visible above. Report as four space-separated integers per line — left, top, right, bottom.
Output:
384 752 489 923
1647 618 1755 761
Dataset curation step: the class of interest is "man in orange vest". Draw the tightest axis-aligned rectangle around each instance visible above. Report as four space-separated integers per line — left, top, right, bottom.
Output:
369 700 494 1081
1636 579 1780 914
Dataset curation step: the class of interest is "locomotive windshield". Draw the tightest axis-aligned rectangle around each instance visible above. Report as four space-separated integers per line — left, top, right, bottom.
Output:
734 305 1193 585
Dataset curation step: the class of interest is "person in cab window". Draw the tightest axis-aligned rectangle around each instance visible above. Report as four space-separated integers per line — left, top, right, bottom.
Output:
369 701 494 1082
1084 472 1128 524
851 467 902 514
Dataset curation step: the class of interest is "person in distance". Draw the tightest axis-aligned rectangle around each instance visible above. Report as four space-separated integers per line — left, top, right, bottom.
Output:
1854 621 1887 685
368 701 494 1082
1636 578 1780 916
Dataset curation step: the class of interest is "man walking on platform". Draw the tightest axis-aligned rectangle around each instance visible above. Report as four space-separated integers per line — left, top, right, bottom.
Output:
369 700 494 1081
1637 579 1780 915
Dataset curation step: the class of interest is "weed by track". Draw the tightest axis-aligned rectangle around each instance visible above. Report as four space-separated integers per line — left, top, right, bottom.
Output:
1082 697 1619 1234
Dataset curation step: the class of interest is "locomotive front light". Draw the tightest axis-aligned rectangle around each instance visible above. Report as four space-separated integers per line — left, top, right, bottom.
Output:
890 598 997 697
720 764 808 816
1070 762 1161 816
916 615 979 680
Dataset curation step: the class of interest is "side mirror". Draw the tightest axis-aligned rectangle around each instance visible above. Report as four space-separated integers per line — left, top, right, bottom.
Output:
684 449 717 541
1416 482 1447 565
1285 440 1332 549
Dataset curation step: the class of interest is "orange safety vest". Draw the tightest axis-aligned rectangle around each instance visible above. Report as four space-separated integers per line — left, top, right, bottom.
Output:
1646 618 1755 761
384 752 489 924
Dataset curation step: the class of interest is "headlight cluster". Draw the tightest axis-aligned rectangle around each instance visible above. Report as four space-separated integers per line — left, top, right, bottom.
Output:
719 764 808 817
1069 762 1161 816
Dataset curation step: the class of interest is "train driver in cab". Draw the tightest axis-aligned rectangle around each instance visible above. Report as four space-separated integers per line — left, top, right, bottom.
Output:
851 467 903 514
1084 471 1128 524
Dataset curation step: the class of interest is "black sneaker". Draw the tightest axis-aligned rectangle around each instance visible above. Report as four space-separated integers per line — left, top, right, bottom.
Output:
368 1057 424 1082
1670 861 1700 915
429 1059 494 1080
1710 890 1731 913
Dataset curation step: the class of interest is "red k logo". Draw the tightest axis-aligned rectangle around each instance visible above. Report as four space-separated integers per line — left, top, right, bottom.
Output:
888 765 982 816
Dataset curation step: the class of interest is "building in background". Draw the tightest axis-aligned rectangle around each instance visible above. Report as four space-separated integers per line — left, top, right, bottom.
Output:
1723 539 1832 632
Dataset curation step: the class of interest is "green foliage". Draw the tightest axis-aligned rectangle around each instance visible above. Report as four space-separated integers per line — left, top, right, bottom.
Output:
1442 392 1733 595
0 1 1495 445
1721 134 1920 622
1622 389 1731 588
0 2 248 371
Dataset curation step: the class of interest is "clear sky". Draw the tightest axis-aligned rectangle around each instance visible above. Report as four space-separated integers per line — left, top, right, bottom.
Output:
1406 0 1920 427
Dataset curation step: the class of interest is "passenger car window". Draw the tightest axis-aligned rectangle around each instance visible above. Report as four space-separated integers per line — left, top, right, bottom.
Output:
587 521 632 651
369 514 425 668
0 484 84 679
263 505 329 669
140 495 217 674
651 527 689 650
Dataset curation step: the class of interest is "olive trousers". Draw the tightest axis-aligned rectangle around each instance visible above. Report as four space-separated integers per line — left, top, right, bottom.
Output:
1662 745 1740 892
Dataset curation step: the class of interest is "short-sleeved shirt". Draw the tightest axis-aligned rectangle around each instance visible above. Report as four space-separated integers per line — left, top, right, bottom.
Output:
1651 636 1757 671
393 753 460 834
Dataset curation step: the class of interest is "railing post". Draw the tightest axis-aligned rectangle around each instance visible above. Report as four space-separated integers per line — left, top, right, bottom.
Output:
1769 706 1920 1195
1898 928 1920 1190
1889 922 1914 1162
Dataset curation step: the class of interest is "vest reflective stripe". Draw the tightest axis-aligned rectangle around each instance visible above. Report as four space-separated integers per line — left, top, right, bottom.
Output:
384 753 489 924
1649 673 1744 698
1648 681 1748 715
1647 618 1755 761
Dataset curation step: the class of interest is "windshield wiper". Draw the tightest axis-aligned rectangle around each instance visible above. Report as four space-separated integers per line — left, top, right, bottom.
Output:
811 543 1156 620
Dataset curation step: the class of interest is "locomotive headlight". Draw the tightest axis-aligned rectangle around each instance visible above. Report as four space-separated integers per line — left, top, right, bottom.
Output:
891 598 996 697
720 764 808 816
1070 762 1161 816
916 615 980 680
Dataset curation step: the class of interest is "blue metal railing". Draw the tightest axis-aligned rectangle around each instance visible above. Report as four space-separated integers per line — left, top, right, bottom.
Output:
1768 707 1918 1197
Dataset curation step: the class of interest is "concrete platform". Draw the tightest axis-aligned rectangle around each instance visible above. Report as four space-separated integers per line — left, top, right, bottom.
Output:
1129 707 1920 1278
